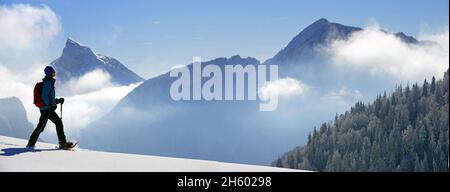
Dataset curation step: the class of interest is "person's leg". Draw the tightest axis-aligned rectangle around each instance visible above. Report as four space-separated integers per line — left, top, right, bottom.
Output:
47 110 67 145
28 110 50 146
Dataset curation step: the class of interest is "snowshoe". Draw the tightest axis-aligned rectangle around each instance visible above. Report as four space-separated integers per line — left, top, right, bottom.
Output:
58 141 79 151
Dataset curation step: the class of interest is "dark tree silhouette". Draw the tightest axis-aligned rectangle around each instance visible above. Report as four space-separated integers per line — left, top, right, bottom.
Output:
273 69 449 172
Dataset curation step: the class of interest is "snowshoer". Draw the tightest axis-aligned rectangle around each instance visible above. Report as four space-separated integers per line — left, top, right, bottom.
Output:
27 66 75 150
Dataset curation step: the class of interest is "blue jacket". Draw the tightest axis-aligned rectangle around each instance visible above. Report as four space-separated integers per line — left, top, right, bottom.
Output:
40 76 57 111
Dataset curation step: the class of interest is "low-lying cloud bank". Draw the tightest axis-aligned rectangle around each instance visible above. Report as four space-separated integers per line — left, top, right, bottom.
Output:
60 80 141 131
325 26 449 82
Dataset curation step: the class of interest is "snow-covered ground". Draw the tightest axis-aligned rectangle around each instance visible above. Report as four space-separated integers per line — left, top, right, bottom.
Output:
0 135 303 172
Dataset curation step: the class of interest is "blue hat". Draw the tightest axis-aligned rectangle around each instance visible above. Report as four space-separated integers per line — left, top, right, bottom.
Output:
44 66 55 76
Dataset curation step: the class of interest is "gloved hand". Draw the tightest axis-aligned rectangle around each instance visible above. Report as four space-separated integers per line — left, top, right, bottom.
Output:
51 105 57 111
56 98 65 104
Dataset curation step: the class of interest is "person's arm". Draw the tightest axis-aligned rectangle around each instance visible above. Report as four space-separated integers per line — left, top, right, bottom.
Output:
41 80 51 106
51 94 57 106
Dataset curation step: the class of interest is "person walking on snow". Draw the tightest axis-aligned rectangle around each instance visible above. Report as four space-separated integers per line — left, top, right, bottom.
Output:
27 66 75 149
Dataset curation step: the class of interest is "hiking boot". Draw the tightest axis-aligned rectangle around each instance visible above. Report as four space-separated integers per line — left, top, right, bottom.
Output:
59 141 75 149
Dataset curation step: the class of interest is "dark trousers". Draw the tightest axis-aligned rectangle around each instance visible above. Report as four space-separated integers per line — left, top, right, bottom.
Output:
28 109 66 146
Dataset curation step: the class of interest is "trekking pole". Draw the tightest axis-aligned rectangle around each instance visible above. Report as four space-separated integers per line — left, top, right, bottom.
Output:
60 103 63 120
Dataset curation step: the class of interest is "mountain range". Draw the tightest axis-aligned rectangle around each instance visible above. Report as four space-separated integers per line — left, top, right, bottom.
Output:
78 18 426 165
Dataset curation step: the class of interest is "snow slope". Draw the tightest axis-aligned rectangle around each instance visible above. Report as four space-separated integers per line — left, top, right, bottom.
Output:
0 135 303 172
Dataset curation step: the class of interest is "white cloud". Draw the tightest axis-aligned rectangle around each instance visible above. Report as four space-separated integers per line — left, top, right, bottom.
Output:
55 72 141 131
0 4 61 71
61 69 114 95
419 28 449 52
259 77 309 99
60 82 141 131
325 26 449 82
0 4 60 49
0 65 39 124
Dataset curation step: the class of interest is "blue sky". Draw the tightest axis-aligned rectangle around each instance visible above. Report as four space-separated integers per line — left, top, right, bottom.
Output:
2 0 449 78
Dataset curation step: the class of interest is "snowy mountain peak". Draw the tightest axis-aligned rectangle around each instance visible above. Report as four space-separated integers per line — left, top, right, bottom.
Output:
62 38 96 59
51 38 144 86
264 18 361 66
265 18 418 68
66 37 83 46
289 18 361 48
311 18 330 26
